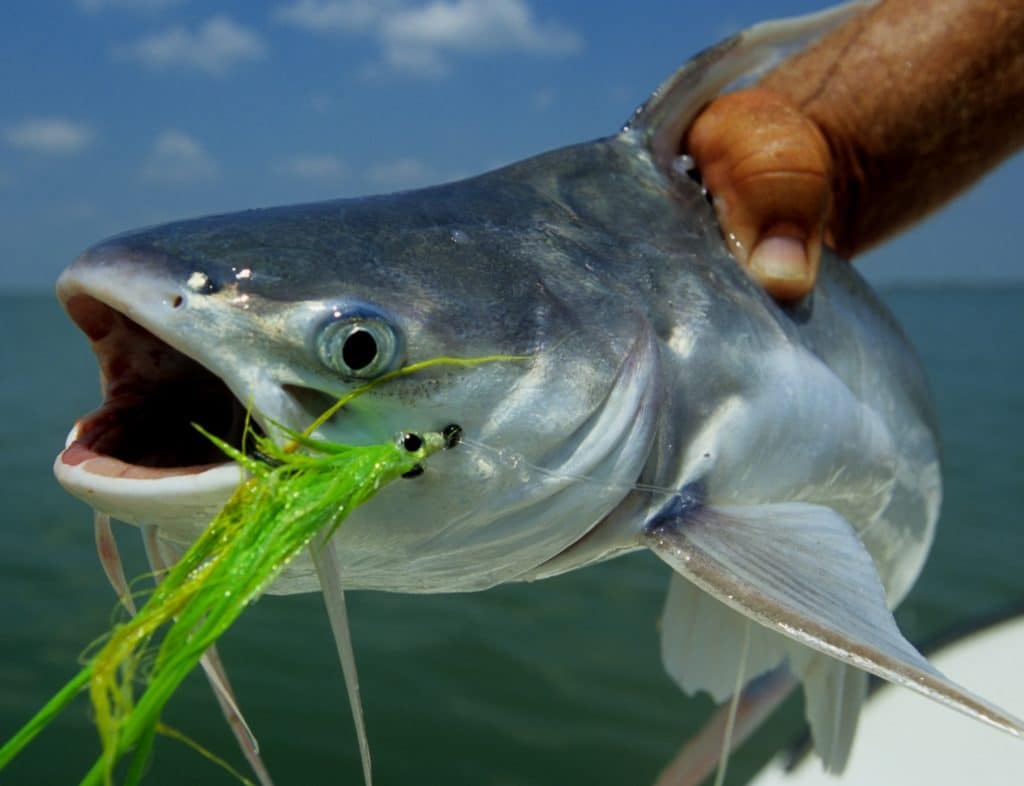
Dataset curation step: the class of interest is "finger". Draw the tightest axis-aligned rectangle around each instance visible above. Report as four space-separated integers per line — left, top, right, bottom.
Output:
685 88 833 300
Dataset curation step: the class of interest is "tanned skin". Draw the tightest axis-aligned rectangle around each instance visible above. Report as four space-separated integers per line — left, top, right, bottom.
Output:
686 0 1024 300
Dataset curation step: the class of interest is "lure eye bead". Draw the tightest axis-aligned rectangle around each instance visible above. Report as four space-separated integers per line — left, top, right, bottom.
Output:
442 424 463 449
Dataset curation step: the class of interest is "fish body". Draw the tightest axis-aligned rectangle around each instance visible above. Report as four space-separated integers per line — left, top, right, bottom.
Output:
51 2 1020 774
54 135 937 602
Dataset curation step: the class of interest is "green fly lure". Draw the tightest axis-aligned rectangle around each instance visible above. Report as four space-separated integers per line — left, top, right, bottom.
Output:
1 354 521 785
0 423 445 785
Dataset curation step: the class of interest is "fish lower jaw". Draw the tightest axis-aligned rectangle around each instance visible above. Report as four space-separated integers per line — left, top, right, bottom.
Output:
54 423 242 534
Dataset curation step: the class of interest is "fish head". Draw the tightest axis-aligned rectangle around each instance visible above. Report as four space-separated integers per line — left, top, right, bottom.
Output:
55 163 661 592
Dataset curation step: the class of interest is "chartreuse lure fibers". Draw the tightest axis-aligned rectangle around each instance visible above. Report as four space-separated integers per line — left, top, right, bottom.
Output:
0 354 522 785
1 423 444 785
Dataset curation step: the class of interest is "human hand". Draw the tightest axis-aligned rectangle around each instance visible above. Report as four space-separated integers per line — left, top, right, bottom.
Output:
687 0 1024 303
686 88 833 301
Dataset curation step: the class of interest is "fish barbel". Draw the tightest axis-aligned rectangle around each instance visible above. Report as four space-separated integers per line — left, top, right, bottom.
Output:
51 1 1023 776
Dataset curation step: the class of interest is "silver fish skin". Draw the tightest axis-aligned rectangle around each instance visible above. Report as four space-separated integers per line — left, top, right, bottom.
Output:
52 1 1022 773
55 136 935 601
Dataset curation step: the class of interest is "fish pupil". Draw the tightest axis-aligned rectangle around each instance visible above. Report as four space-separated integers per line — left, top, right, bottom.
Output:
402 433 423 452
342 329 378 371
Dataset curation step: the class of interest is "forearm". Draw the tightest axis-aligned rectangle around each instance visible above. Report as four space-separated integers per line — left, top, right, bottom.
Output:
760 0 1024 257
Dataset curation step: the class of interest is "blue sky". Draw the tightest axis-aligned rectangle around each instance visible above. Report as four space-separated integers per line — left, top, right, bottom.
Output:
1 0 1021 291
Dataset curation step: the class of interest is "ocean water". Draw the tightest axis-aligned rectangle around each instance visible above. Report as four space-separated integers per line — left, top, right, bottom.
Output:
0 287 1021 785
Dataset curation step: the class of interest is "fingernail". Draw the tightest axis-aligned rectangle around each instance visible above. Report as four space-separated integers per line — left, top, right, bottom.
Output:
748 235 808 281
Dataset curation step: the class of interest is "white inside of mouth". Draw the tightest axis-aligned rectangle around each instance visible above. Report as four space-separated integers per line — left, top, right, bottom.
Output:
55 423 243 534
61 422 232 480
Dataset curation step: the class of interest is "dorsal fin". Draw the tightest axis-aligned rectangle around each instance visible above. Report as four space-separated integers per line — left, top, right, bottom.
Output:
623 1 872 172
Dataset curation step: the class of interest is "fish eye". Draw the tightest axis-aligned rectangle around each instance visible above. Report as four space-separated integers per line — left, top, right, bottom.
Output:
315 314 401 379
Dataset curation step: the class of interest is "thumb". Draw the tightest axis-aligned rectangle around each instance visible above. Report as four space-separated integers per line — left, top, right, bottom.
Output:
685 88 833 301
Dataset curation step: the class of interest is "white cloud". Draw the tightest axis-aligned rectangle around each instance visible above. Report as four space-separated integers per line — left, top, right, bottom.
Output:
274 153 348 180
274 0 393 32
4 118 94 155
383 0 581 55
367 157 432 189
115 16 266 75
142 130 219 184
275 0 581 77
75 0 182 12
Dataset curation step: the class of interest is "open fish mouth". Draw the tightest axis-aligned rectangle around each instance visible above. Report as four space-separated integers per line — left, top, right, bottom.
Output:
60 293 251 478
54 290 249 530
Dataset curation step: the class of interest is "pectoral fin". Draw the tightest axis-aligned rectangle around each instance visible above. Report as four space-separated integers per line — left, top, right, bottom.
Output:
645 499 1024 739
